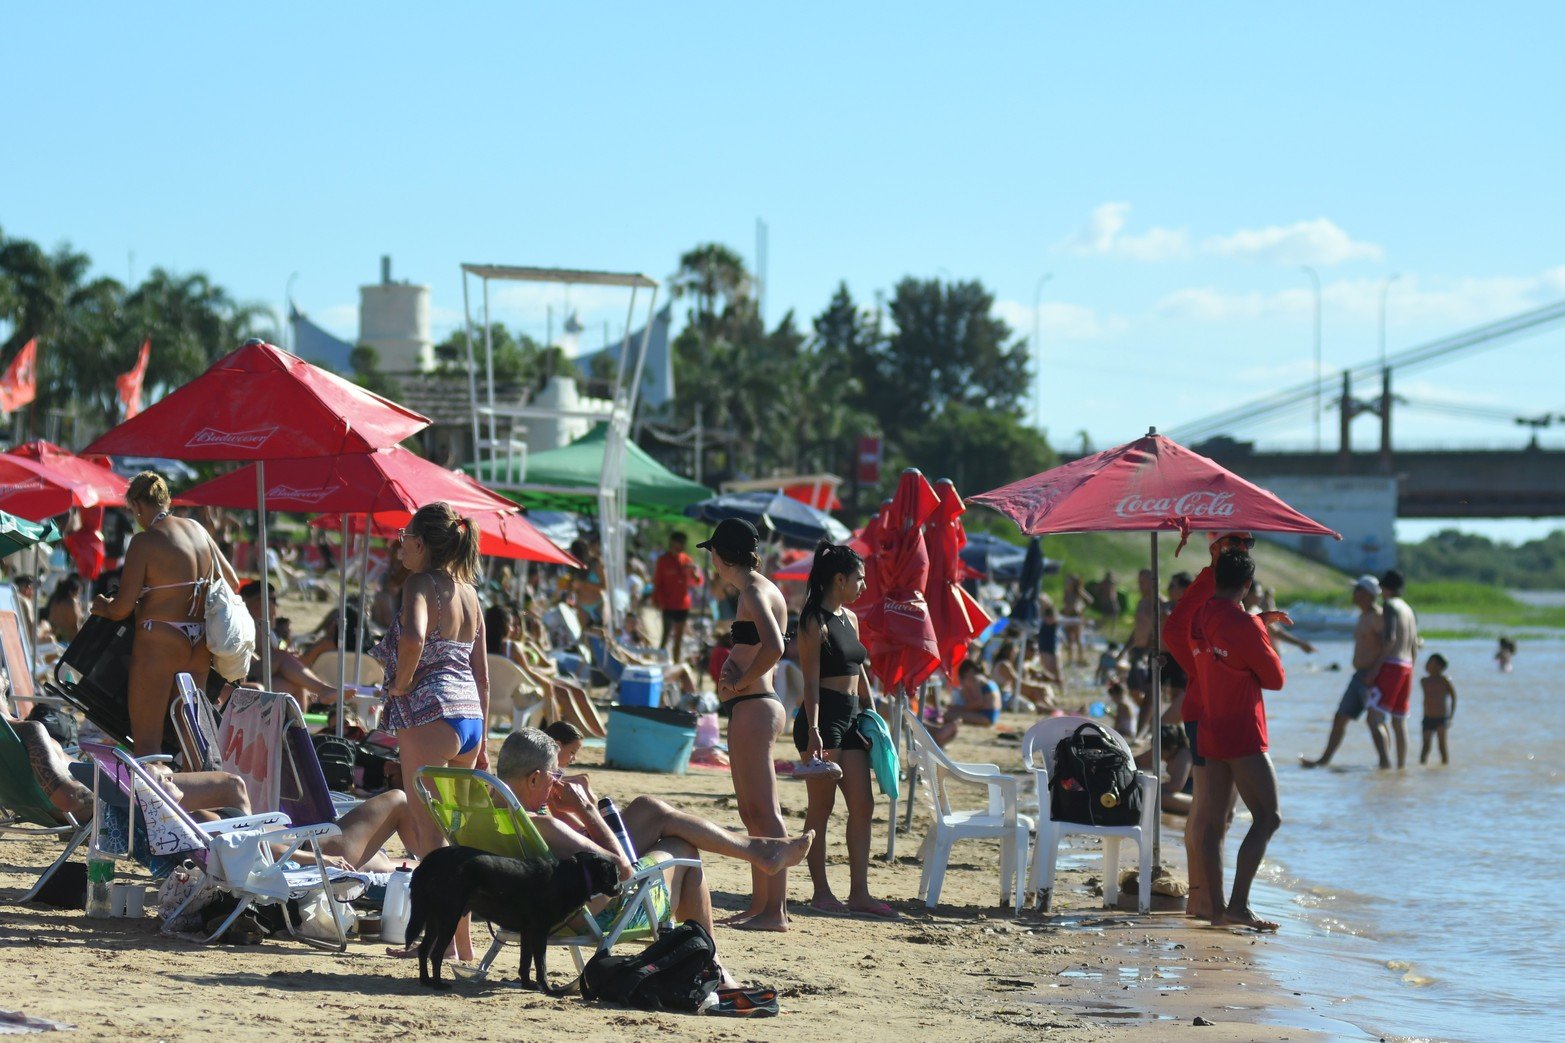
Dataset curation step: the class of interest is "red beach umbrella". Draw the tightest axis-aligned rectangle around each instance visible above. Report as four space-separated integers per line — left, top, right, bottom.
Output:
971 427 1340 872
82 339 430 689
923 479 992 683
771 529 872 582
310 510 582 569
852 468 941 696
0 452 103 519
7 441 129 508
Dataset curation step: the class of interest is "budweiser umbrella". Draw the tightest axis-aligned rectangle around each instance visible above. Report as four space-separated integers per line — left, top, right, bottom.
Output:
972 427 1340 876
924 479 991 683
83 339 430 688
7 441 129 507
851 469 942 857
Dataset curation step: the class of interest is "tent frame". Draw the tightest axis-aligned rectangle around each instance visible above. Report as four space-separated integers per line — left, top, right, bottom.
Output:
459 264 660 635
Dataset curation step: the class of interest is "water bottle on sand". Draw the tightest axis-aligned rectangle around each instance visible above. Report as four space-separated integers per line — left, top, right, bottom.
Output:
85 854 114 919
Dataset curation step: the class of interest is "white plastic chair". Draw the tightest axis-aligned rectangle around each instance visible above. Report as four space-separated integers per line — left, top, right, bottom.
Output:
1021 716 1156 914
310 650 386 689
903 707 1033 913
487 653 546 732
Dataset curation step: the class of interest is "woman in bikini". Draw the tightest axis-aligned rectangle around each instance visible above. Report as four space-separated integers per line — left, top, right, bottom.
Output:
703 518 793 932
90 472 241 758
795 541 897 919
1060 574 1088 667
370 502 491 859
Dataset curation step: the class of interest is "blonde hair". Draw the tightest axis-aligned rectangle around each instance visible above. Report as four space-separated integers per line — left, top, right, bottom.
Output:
126 471 171 511
406 501 480 583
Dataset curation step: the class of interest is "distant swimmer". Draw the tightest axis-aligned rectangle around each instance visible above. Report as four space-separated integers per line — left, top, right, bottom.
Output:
1495 636 1516 673
1419 653 1457 766
1301 575 1386 769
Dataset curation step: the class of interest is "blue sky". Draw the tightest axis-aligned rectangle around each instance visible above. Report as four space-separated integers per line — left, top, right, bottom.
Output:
5 2 1563 541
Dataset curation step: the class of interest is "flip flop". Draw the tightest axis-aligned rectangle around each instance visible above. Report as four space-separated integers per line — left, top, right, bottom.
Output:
711 987 779 1017
809 897 851 916
848 900 900 919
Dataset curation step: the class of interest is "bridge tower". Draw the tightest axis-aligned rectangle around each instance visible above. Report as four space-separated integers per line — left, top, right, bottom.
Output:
1337 368 1396 475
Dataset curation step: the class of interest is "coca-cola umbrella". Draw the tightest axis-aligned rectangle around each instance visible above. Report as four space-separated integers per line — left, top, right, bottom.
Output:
84 339 430 688
971 427 1340 876
851 469 943 857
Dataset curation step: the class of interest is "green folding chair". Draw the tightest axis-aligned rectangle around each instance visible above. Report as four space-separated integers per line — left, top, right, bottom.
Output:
0 715 91 902
413 766 699 982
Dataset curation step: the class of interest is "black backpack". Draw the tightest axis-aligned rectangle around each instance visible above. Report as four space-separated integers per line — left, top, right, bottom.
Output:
310 734 357 792
1049 722 1142 827
581 920 721 1013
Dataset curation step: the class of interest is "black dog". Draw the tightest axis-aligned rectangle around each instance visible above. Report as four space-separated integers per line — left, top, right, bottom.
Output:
406 846 620 991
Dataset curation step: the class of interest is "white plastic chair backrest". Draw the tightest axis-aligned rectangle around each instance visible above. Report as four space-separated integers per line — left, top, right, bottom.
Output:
1022 716 1134 779
218 688 294 813
486 654 532 711
546 603 583 646
900 708 959 819
313 651 385 687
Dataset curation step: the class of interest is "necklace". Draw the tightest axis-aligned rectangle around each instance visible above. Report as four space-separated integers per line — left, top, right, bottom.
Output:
148 510 170 529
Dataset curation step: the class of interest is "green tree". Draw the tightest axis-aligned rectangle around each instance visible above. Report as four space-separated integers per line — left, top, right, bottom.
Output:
349 344 403 400
433 324 572 390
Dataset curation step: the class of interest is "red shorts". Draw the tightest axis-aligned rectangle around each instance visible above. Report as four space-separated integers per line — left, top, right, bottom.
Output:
1367 660 1414 719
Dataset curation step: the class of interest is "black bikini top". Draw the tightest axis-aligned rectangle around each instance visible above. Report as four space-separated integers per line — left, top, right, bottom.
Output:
730 620 761 646
818 610 868 677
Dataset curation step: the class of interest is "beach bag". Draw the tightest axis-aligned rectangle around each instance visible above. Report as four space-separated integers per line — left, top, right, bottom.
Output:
581 919 721 1013
311 734 357 792
204 569 256 683
1049 722 1141 827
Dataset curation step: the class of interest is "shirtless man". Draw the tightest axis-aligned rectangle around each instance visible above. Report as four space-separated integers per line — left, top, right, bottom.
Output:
1366 570 1419 769
240 581 340 709
1301 576 1386 769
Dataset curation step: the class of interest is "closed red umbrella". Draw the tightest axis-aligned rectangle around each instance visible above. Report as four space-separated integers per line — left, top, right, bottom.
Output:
83 339 431 689
924 479 992 682
852 469 941 694
7 440 128 508
972 427 1340 874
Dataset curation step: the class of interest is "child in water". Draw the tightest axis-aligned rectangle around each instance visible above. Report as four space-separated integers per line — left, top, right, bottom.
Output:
1419 653 1457 766
1494 636 1516 673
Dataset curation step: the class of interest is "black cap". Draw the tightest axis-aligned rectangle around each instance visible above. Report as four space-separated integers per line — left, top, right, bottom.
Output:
697 518 760 561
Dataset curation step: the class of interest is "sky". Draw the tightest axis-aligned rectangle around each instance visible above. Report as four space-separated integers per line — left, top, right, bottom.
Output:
5 2 1563 542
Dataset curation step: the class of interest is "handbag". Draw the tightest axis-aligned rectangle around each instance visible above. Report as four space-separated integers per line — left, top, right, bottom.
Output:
203 565 256 683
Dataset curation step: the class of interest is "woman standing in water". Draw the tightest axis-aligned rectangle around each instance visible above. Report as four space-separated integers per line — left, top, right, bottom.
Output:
795 541 897 918
704 518 793 931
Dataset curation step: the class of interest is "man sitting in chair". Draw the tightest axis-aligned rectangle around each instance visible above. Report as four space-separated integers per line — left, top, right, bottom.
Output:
495 729 809 991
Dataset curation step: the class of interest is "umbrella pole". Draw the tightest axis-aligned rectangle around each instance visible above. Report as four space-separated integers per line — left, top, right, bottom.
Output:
1149 531 1163 877
257 463 273 691
336 513 349 737
885 687 902 861
354 516 371 688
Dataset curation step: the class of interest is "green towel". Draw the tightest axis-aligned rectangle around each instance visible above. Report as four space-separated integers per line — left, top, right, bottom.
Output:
855 709 900 801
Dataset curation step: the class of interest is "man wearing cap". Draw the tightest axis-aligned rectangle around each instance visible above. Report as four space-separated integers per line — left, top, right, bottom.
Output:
1301 575 1387 769
1164 530 1266 921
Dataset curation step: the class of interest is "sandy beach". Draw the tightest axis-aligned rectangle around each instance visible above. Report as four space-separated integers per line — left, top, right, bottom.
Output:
0 701 1330 1043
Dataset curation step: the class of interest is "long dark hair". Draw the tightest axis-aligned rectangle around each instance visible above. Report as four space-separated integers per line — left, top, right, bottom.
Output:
800 539 863 629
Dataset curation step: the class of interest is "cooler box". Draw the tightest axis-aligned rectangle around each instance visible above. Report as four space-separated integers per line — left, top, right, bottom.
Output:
605 705 697 775
616 665 664 708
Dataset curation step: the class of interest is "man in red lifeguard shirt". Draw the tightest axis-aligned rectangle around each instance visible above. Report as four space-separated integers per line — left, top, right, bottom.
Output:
1163 530 1255 921
1190 549 1285 932
653 531 702 662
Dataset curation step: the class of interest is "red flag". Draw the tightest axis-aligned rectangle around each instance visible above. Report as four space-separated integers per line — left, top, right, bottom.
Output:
116 338 151 419
0 339 39 413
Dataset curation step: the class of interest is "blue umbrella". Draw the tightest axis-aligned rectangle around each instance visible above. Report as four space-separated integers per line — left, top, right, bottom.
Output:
686 491 850 548
960 532 1027 581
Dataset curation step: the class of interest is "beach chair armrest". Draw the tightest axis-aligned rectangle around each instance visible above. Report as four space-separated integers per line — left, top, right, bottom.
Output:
136 754 176 764
200 812 292 837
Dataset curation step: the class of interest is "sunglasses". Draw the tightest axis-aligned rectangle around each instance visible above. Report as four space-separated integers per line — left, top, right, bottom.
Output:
541 768 564 784
1218 535 1256 549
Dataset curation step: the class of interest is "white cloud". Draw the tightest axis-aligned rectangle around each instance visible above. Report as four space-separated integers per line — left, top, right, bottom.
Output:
1158 269 1563 327
992 298 1127 343
1063 202 1191 262
1204 218 1383 266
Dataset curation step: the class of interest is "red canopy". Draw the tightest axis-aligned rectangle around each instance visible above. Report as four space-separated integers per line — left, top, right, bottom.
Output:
83 340 429 460
970 431 1341 543
923 479 992 681
852 469 941 693
7 441 128 508
0 452 104 519
180 447 516 517
310 510 582 568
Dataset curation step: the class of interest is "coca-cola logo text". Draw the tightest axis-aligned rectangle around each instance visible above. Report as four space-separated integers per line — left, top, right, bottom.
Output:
186 426 279 450
1115 491 1236 519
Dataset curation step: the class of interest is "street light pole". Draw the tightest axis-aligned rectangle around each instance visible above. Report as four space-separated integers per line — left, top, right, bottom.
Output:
1033 272 1054 431
1301 265 1322 452
1378 273 1402 370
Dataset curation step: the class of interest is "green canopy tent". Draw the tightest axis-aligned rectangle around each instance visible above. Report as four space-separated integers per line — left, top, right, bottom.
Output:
468 422 713 521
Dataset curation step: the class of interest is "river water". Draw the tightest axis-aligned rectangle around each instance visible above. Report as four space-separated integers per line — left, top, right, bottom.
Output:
1236 632 1564 1041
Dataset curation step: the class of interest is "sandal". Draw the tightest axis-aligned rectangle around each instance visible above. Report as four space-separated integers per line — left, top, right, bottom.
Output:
809 897 851 916
711 986 779 1017
791 756 843 780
